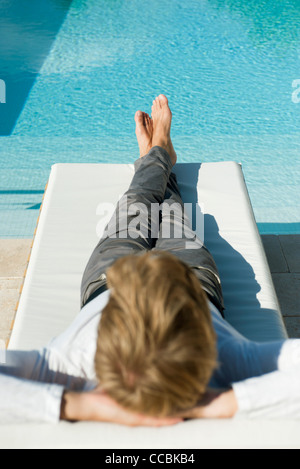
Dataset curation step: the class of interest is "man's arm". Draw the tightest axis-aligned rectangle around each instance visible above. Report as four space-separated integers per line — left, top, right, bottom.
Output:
232 368 300 419
0 349 79 424
182 368 300 420
0 349 67 424
0 373 182 426
0 373 64 424
231 339 300 419
179 390 238 420
60 387 183 427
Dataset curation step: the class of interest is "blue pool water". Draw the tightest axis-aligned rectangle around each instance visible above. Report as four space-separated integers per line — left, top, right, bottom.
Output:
0 0 299 238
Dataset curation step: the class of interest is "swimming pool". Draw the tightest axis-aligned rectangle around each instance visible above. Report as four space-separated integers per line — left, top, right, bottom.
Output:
0 0 299 238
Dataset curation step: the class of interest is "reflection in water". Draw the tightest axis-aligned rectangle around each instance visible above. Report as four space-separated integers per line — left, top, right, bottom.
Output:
210 0 300 51
0 0 73 136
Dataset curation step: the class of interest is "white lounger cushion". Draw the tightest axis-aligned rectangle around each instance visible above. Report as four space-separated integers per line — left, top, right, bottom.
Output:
8 162 287 349
3 161 296 449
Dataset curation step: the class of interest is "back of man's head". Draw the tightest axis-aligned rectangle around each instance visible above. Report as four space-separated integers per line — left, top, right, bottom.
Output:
95 250 217 417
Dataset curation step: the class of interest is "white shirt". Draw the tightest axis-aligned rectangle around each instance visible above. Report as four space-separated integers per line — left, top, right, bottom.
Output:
0 290 299 424
233 340 300 419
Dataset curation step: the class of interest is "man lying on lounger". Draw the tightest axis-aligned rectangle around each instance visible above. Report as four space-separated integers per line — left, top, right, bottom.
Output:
1 95 300 425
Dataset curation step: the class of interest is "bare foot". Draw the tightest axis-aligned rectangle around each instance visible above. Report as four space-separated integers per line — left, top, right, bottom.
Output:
151 95 177 166
135 110 153 157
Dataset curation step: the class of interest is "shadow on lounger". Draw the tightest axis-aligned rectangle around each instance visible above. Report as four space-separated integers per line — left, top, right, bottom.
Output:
204 215 286 342
174 163 283 342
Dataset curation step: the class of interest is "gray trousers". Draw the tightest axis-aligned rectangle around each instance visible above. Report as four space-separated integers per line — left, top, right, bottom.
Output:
81 146 224 315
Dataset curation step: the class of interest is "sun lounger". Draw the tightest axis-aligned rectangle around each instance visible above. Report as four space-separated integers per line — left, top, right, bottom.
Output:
1 161 298 449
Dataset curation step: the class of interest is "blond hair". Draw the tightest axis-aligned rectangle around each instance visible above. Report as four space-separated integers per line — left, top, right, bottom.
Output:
95 250 217 417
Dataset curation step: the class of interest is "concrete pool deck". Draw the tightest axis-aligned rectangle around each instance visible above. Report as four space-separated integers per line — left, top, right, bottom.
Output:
0 235 299 345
